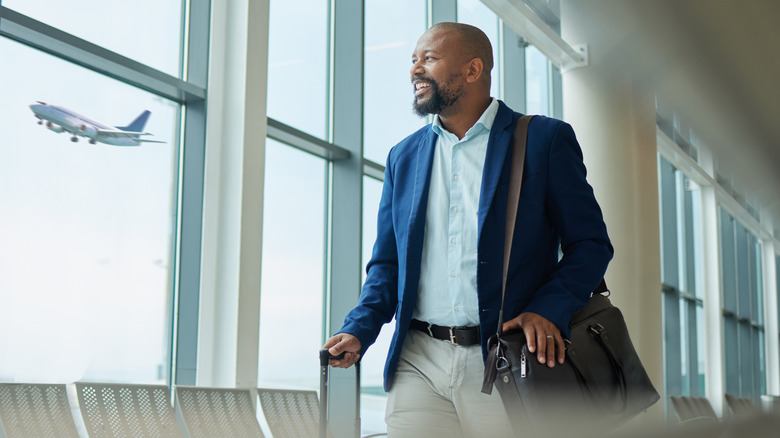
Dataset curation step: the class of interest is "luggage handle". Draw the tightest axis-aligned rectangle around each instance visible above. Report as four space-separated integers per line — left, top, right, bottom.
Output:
318 349 347 438
319 349 345 366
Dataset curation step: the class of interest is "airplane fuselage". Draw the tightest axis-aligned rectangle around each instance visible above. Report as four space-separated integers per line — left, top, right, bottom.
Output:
29 103 150 146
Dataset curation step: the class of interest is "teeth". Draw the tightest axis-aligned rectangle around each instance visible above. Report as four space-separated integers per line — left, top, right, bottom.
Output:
415 83 430 90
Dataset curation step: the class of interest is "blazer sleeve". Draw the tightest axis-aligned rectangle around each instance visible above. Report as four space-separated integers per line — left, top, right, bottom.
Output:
337 153 400 354
522 122 613 337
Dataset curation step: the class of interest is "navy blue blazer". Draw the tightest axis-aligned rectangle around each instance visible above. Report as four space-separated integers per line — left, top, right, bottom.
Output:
339 101 613 391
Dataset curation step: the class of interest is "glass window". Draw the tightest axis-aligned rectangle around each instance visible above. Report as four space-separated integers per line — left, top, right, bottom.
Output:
738 321 753 395
267 0 329 140
658 156 705 400
723 317 739 395
257 139 327 390
756 328 766 396
525 45 551 116
0 38 179 384
363 0 427 165
4 0 183 77
721 209 737 313
695 305 706 392
684 176 703 298
678 300 690 394
457 0 501 99
720 207 766 398
737 223 751 319
659 157 679 288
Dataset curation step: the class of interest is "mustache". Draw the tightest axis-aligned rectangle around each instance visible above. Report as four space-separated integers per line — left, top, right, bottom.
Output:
411 75 436 85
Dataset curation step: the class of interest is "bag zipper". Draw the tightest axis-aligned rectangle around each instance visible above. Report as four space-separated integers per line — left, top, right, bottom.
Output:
520 353 527 378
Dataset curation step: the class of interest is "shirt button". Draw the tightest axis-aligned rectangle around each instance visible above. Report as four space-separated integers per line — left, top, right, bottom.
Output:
455 306 461 311
451 238 457 244
451 272 456 277
455 145 461 150
454 175 459 180
453 206 459 212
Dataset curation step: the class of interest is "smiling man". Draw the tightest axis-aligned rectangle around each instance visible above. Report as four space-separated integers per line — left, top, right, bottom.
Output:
323 22 613 437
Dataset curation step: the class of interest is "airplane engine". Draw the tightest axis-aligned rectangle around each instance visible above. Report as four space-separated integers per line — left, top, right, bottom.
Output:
45 121 65 133
79 124 98 138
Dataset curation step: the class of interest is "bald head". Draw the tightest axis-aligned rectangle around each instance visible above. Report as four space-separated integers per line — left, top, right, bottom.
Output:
410 21 495 121
425 22 494 84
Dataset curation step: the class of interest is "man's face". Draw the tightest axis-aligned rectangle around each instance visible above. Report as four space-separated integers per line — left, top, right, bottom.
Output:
410 29 466 117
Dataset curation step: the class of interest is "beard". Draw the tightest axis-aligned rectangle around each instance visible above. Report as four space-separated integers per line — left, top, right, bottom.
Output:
412 74 464 117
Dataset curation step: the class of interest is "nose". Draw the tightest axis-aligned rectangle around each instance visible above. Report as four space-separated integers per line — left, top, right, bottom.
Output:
410 59 424 78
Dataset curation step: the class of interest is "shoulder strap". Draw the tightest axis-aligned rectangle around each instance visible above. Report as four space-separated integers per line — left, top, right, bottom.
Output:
497 115 534 337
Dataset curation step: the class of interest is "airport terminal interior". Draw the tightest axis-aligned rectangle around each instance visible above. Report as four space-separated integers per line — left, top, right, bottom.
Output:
1 0 779 437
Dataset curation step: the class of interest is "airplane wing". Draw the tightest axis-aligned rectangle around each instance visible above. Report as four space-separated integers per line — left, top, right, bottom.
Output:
96 129 151 137
95 129 166 144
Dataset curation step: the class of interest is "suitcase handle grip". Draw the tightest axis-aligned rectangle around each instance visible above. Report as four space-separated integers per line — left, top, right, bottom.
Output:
319 349 345 366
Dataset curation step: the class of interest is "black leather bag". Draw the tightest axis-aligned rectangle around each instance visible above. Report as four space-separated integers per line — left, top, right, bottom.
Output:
482 285 660 434
480 116 659 435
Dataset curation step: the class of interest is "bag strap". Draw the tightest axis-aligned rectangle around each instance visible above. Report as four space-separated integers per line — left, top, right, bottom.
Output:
497 115 534 337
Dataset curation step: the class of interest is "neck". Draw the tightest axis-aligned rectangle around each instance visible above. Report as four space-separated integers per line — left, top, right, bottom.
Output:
437 95 492 140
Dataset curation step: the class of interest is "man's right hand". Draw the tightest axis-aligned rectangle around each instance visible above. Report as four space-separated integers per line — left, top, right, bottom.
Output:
323 333 362 368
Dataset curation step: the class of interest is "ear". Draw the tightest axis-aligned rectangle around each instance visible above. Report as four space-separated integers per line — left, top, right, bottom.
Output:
464 58 484 84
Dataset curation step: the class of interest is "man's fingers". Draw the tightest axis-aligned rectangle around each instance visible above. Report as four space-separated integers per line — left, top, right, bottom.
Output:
556 335 566 364
323 334 362 369
325 333 360 356
506 312 566 367
523 325 537 354
323 335 340 350
328 342 344 356
535 330 548 364
501 319 517 333
330 352 360 369
544 335 556 367
327 337 347 356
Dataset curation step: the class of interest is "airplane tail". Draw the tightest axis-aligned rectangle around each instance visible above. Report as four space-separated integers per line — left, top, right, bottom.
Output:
117 110 151 132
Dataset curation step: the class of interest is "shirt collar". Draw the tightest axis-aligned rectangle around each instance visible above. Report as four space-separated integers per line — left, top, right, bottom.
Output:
431 98 499 138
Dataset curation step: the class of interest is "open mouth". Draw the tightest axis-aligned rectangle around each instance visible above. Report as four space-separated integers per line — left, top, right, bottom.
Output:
414 81 432 96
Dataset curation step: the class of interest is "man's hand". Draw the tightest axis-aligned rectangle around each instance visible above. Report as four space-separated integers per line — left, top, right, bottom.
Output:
322 333 362 369
502 312 565 368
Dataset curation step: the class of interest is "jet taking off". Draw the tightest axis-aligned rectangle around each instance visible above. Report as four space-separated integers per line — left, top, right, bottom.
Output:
29 101 165 146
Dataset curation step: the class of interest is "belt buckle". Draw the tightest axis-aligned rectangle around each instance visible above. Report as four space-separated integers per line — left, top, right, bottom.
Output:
449 327 457 345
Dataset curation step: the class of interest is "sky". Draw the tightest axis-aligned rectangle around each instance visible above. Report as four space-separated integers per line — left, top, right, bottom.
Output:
0 1 181 383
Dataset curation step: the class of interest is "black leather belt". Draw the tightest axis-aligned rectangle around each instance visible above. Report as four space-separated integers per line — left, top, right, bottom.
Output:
410 319 480 346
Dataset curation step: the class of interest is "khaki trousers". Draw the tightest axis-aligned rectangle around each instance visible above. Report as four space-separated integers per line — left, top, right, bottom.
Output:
385 330 516 438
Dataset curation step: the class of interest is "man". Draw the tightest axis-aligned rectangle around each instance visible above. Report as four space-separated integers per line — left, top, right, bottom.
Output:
323 22 612 437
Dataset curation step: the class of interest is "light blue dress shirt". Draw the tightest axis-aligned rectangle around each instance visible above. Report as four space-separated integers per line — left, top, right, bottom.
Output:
413 98 500 327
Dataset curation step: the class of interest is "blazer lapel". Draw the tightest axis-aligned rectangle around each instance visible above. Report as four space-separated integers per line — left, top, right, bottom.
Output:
406 128 437 260
477 102 516 237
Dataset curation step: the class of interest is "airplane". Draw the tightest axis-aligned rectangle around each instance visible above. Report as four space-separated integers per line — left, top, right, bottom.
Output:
29 101 165 146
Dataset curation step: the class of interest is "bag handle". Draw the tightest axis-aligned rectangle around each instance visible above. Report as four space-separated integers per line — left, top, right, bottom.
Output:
589 326 630 411
497 115 533 338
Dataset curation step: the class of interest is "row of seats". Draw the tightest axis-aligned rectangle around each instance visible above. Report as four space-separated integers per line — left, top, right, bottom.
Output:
0 382 356 438
669 394 780 422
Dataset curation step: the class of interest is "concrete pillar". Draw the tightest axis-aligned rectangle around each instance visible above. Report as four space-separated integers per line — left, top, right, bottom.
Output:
761 220 779 395
560 0 664 426
698 147 726 415
197 0 269 388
